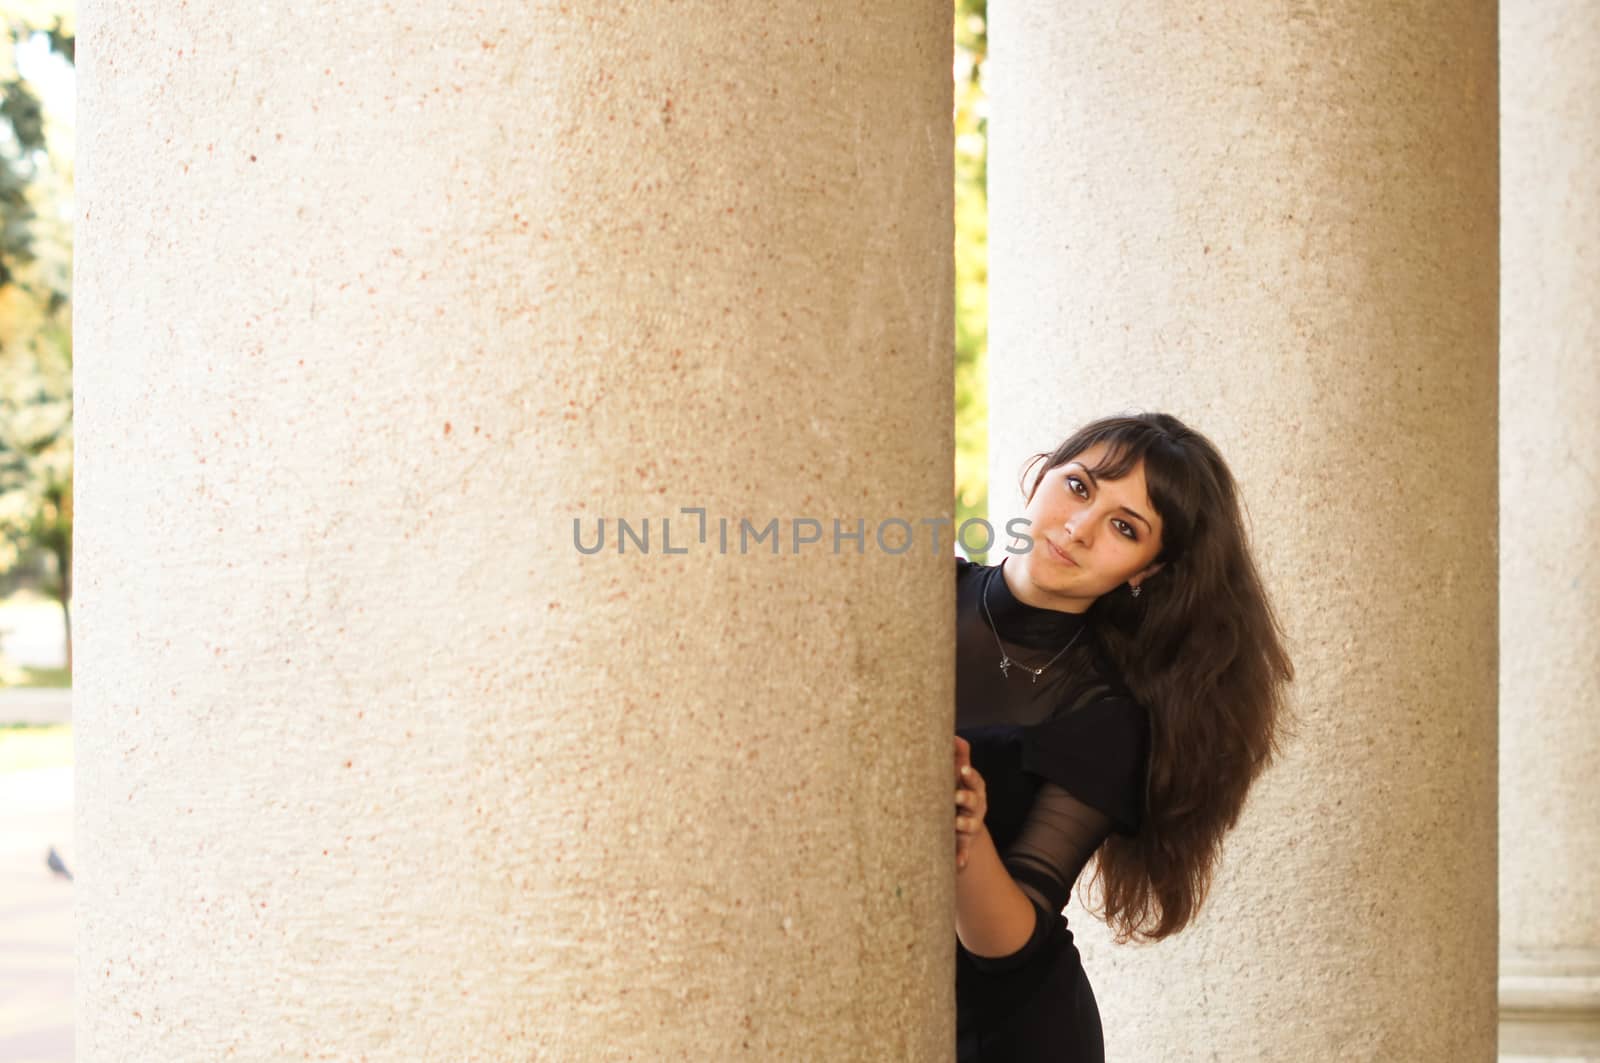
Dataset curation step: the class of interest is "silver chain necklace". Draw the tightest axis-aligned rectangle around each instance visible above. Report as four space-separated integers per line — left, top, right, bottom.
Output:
980 564 1086 683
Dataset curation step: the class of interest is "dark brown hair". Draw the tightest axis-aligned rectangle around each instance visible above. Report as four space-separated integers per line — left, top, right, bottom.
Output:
1019 411 1297 944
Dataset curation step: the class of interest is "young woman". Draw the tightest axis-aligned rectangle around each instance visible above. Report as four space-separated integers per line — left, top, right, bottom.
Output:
950 411 1295 1062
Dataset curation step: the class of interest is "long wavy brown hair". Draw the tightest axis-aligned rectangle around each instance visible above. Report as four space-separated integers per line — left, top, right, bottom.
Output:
1017 411 1297 944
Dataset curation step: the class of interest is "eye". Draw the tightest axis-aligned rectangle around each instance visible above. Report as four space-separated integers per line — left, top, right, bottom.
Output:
1066 473 1140 542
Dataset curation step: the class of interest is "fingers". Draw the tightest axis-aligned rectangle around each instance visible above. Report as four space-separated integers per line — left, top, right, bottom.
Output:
953 736 983 872
953 786 985 826
954 813 977 868
954 767 988 837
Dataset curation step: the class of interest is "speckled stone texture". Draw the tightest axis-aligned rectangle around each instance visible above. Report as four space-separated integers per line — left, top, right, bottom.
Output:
987 4 1498 1060
72 2 954 1059
1499 2 1600 1056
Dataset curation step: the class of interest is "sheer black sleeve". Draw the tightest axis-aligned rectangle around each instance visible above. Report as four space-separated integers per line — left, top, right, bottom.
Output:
960 782 1114 975
960 695 1148 975
1003 782 1114 915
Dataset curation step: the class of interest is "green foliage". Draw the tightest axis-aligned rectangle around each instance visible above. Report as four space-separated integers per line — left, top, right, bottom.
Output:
0 10 71 290
954 0 988 559
0 10 74 674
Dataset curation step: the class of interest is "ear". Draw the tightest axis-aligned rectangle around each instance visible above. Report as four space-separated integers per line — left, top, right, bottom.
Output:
1135 560 1164 583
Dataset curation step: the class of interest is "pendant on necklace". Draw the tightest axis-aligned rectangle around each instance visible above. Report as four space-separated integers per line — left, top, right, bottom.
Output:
999 655 1046 683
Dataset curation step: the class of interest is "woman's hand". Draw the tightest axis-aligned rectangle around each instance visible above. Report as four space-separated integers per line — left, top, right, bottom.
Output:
953 736 988 871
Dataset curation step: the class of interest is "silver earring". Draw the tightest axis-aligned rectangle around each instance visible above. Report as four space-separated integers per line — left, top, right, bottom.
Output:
1130 583 1142 598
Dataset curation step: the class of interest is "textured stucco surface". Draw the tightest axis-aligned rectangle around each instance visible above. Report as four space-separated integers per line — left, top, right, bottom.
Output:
987 4 1498 1060
1500 1 1600 956
73 3 954 1059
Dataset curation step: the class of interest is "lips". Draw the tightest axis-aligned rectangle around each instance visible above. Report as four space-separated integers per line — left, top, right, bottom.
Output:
1046 539 1077 566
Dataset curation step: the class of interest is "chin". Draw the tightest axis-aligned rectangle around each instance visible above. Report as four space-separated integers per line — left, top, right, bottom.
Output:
1028 559 1079 591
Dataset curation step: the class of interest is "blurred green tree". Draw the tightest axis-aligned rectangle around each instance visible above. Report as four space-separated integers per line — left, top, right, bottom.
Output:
0 6 75 678
954 0 988 560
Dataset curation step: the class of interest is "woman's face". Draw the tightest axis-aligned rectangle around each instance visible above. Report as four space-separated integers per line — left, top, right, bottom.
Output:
1010 441 1166 613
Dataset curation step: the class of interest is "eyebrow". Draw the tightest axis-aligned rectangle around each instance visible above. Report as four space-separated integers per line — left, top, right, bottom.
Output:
1069 463 1155 534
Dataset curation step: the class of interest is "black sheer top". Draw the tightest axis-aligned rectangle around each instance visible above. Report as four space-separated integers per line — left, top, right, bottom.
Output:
954 555 1151 990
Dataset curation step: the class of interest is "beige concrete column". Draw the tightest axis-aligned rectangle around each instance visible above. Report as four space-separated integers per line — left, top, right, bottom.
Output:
1499 3 1600 1057
988 4 1497 1059
73 3 953 1059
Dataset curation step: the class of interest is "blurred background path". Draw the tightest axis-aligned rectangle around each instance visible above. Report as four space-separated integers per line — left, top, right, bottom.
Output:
1 591 73 1063
0 762 73 1063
